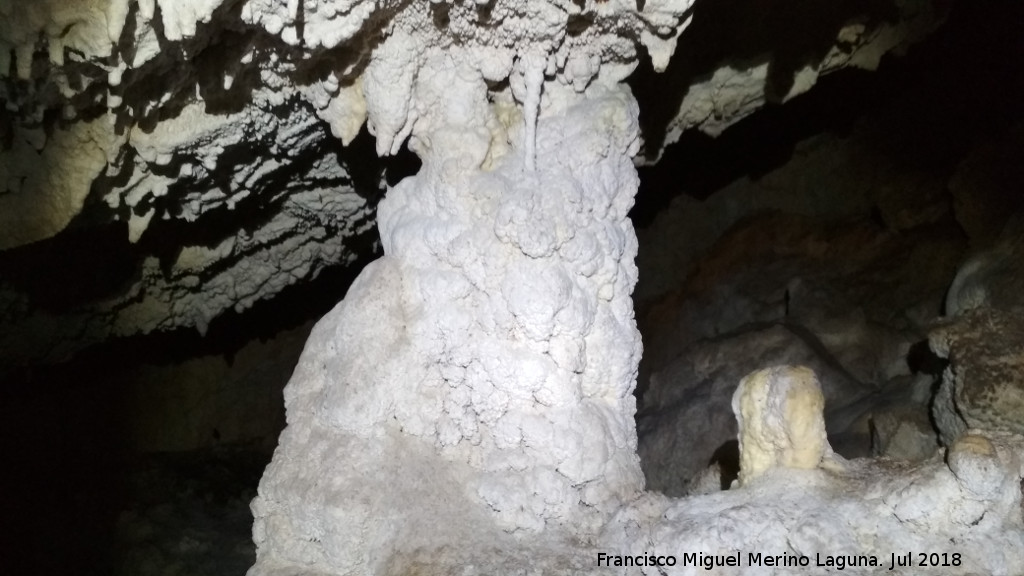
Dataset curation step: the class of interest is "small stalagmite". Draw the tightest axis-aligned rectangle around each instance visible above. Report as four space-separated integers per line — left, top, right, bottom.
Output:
732 365 831 486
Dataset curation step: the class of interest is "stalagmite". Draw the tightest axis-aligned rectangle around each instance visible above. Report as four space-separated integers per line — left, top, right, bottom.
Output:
731 365 832 486
249 26 655 571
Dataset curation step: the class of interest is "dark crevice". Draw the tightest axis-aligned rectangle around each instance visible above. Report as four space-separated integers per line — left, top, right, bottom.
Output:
566 13 596 37
0 221 138 311
630 65 883 228
0 241 380 574
431 2 452 30
629 0 910 160
630 0 1024 229
476 1 495 24
709 439 739 489
906 339 948 376
382 137 422 187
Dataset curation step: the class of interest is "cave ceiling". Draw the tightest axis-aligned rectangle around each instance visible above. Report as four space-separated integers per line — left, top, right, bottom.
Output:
0 0 950 365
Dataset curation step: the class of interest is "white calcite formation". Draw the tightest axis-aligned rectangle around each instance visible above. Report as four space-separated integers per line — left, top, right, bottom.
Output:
247 0 682 568
604 367 1023 576
3 0 1022 574
731 366 832 485
245 3 1022 576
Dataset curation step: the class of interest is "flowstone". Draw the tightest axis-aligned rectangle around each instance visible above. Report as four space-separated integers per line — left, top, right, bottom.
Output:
249 40 652 572
244 2 1024 575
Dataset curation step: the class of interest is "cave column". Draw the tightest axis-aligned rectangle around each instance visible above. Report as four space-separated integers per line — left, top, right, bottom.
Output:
370 44 647 528
251 43 646 572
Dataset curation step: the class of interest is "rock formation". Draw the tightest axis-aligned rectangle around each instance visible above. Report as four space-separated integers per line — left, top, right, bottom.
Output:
4 0 1024 575
731 365 833 486
930 227 1024 447
0 0 950 365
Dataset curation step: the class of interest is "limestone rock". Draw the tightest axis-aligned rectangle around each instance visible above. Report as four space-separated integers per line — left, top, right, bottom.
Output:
868 385 939 462
947 434 1010 501
930 308 1024 442
929 225 1024 445
606 437 1024 576
944 225 1024 317
635 113 961 311
931 364 969 448
0 0 384 362
0 115 125 250
948 124 1024 248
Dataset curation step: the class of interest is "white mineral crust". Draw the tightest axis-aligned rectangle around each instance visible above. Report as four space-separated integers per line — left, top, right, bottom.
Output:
247 2 1024 574
0 0 1019 573
250 11 659 566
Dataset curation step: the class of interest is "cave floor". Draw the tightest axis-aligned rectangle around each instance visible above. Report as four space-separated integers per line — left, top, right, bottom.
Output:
113 447 267 576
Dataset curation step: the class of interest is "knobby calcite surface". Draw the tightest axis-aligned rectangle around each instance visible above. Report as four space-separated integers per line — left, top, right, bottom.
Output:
244 2 1022 575
247 1 680 570
3 0 1022 574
